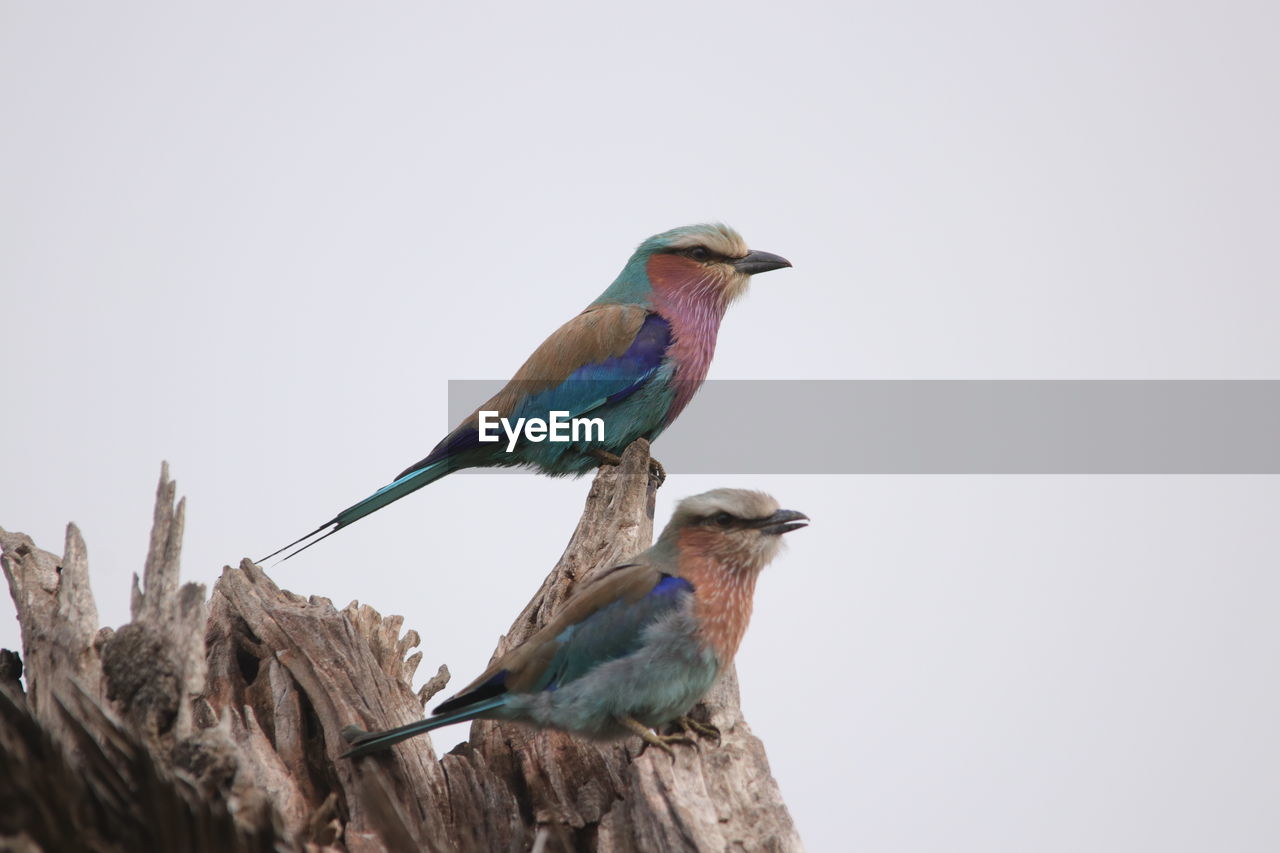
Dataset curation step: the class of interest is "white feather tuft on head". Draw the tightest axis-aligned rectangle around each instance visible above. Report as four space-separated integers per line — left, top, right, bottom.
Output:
658 223 750 259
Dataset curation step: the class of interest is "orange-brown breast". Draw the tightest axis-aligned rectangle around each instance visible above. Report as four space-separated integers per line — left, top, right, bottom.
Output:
676 526 761 665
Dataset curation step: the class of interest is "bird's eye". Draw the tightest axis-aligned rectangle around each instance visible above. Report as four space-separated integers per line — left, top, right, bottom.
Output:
689 246 710 261
712 512 735 528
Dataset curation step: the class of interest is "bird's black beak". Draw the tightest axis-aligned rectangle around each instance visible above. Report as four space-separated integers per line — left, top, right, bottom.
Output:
754 509 809 536
732 250 792 276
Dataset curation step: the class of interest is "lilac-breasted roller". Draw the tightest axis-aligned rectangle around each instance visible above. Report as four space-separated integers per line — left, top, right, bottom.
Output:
340 488 807 758
262 224 791 561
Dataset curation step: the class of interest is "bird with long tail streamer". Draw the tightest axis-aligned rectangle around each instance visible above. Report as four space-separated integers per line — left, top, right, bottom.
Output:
340 488 807 758
261 224 791 562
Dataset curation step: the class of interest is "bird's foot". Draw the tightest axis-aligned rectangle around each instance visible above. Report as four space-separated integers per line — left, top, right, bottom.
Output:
587 448 624 467
619 715 690 759
672 714 720 745
586 449 666 486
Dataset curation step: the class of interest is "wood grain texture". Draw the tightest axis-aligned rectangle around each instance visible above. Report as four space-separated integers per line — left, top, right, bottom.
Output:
0 445 801 852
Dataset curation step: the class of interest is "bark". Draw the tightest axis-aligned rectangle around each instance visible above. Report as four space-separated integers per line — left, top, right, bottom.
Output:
0 443 801 852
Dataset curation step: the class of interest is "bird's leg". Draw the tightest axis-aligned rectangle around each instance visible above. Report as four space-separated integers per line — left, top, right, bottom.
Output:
585 448 666 486
618 715 691 758
586 448 623 467
673 714 721 744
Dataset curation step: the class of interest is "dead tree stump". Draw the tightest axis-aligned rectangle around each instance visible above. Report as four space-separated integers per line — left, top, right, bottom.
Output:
1 441 801 852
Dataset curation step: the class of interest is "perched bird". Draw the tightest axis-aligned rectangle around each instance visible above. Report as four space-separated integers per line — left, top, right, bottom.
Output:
262 224 791 562
341 488 807 758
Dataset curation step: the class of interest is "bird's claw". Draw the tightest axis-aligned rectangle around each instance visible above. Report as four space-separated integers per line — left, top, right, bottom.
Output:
586 449 666 486
673 715 720 745
639 730 694 759
619 715 691 759
587 449 624 467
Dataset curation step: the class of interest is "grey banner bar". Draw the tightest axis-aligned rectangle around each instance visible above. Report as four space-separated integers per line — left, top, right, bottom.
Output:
447 380 1280 474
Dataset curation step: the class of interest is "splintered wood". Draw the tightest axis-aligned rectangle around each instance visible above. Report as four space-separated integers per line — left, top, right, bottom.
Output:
0 444 801 852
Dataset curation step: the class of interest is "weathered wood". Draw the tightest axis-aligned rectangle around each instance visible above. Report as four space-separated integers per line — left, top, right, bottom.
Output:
1 446 801 851
1 521 101 734
0 465 281 853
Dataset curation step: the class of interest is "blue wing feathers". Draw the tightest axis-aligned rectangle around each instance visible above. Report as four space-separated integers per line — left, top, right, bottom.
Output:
651 574 693 596
395 313 672 480
536 572 692 692
514 313 671 421
342 573 693 757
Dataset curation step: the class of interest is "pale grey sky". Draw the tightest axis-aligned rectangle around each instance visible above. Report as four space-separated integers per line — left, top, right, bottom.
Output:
3 3 1278 850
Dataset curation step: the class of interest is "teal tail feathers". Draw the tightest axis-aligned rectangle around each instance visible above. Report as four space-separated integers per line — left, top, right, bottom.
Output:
340 696 507 758
258 459 452 563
